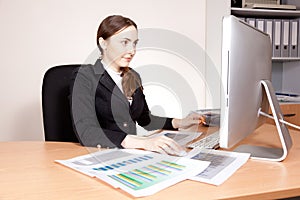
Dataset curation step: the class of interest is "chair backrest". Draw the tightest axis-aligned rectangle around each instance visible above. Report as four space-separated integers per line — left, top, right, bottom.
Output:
42 65 80 142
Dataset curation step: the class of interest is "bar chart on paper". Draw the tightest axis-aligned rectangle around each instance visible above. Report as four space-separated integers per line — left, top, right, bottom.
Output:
56 149 210 197
102 159 186 190
93 153 190 192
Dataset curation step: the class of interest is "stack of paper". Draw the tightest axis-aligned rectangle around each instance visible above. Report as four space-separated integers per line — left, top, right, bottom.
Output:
56 149 210 197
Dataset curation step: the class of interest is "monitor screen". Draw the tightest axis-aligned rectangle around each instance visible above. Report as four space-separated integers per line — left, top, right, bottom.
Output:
219 15 292 161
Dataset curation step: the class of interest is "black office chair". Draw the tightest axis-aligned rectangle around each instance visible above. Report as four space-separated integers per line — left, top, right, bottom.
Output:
42 65 80 142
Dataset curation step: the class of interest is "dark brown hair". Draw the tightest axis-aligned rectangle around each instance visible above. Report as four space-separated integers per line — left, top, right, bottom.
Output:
96 15 141 98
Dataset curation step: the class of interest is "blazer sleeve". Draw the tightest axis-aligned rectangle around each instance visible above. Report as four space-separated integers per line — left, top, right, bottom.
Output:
70 66 126 148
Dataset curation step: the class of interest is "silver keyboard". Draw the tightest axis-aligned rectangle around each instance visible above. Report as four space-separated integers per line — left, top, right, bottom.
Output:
187 131 219 149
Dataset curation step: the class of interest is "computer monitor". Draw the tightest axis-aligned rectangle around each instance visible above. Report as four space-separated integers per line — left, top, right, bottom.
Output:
219 15 292 161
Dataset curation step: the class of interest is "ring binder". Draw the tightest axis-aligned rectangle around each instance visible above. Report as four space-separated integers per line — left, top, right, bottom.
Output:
281 20 290 57
289 19 298 57
273 20 281 57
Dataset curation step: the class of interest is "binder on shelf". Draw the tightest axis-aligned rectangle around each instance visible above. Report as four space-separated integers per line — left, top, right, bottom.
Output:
256 19 265 32
289 19 298 57
273 19 282 57
264 19 273 44
281 20 290 57
246 18 255 27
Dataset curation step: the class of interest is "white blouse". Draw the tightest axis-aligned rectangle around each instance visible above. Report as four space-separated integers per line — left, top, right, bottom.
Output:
103 62 132 105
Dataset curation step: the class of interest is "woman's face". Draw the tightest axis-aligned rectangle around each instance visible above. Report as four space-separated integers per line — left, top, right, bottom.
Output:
101 25 138 70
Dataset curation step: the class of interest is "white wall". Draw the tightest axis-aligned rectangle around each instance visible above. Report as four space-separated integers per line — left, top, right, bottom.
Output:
282 62 300 94
0 0 207 141
205 0 230 108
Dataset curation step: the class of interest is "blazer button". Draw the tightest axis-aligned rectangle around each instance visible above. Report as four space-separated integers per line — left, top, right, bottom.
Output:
123 122 128 127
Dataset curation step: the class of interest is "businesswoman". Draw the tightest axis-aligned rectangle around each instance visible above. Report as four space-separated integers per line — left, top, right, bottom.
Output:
71 15 202 156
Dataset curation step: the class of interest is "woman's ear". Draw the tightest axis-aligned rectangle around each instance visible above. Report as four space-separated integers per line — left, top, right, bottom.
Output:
98 37 107 50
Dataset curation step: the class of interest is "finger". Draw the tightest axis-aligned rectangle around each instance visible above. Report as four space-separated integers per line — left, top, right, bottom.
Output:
160 143 173 155
161 142 187 156
156 147 167 155
162 137 184 153
160 143 180 155
200 117 207 125
187 118 203 125
188 113 205 124
155 136 184 154
188 112 203 119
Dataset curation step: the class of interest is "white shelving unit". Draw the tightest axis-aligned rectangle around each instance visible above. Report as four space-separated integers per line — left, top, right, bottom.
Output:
231 7 300 17
231 7 300 96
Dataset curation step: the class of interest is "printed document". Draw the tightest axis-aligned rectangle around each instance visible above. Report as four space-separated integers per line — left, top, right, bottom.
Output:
185 148 250 185
56 149 210 197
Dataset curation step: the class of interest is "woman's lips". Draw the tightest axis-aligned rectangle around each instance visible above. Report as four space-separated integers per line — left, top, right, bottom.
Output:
123 57 132 62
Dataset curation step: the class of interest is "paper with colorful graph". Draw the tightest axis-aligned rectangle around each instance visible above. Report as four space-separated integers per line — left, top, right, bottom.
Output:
55 149 210 197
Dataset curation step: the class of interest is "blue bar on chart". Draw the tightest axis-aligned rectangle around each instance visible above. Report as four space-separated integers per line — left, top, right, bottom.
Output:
92 155 154 172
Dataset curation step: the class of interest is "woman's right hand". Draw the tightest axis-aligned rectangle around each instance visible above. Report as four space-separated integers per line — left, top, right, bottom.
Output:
121 135 186 156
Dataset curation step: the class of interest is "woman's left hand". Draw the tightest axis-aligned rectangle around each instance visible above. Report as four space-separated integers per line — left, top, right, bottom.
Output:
172 112 204 129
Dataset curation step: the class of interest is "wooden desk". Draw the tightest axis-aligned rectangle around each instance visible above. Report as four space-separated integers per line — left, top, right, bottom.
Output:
1 124 300 200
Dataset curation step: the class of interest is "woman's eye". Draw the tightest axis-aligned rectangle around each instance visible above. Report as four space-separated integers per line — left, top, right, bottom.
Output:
121 40 128 46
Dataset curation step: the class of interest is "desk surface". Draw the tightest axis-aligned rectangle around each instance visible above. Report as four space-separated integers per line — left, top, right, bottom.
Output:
1 124 300 200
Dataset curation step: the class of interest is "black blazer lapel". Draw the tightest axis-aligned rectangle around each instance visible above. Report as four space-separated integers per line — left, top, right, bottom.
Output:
100 73 129 104
94 60 129 106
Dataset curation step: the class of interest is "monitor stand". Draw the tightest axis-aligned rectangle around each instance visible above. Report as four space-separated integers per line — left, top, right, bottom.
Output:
234 80 293 162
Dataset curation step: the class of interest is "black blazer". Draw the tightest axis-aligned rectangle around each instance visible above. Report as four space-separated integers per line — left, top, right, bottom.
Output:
70 59 176 148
